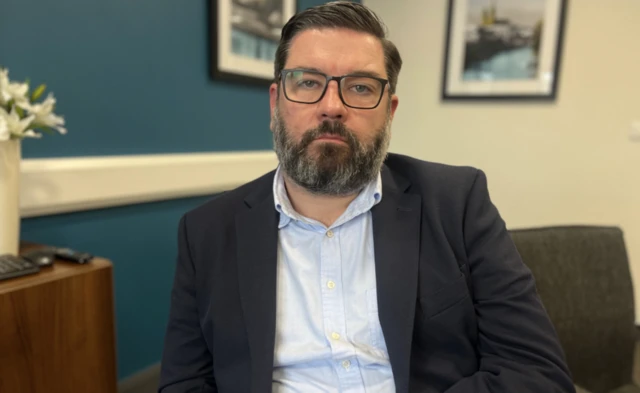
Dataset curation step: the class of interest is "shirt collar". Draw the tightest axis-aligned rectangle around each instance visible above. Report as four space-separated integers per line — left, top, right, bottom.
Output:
273 165 382 229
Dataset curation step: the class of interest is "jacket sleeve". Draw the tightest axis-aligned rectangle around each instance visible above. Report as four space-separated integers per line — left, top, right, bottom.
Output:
158 214 217 393
443 169 575 393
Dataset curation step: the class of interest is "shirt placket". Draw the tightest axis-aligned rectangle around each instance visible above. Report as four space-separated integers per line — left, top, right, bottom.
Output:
320 226 364 391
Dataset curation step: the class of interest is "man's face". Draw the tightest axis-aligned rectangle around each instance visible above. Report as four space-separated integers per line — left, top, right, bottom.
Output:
269 28 399 196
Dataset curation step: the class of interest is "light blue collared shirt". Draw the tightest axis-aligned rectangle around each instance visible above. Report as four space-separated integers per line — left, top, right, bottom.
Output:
271 166 396 393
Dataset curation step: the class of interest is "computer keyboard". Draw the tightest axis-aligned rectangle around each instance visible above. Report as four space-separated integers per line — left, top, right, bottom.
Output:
0 254 40 281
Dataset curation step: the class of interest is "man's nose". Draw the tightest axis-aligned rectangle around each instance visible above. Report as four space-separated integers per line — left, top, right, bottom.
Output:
318 80 347 120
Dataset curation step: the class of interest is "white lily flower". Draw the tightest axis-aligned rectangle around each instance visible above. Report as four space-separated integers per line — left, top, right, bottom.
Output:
18 93 67 135
0 115 9 141
0 68 30 106
22 129 42 139
0 105 35 138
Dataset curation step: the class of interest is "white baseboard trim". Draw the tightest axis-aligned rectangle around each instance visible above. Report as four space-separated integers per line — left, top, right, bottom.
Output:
20 151 279 218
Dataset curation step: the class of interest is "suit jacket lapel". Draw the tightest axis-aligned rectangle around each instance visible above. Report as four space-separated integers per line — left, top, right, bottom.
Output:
236 179 279 393
372 166 422 393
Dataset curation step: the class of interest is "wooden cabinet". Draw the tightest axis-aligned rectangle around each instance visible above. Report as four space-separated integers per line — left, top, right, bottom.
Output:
0 249 117 393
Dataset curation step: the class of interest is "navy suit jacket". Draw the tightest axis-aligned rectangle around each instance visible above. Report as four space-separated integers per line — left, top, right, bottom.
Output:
158 153 575 393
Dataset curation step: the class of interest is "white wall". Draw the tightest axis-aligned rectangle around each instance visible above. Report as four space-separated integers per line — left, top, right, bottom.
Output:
365 0 640 320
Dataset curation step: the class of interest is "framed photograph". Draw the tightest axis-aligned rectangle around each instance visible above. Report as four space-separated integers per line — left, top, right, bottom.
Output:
209 0 296 85
441 0 568 100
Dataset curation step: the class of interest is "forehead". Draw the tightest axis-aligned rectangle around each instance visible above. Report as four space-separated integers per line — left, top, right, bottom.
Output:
285 28 386 77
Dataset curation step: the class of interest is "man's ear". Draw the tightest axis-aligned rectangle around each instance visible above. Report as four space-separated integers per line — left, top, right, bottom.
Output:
389 94 399 120
269 83 278 131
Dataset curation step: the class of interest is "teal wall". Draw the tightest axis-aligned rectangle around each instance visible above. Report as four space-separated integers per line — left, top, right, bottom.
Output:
1 0 352 380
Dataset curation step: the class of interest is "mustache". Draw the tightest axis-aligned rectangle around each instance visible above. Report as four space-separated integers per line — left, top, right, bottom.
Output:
298 121 356 150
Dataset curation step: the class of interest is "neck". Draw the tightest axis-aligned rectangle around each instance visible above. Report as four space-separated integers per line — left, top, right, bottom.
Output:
283 174 359 228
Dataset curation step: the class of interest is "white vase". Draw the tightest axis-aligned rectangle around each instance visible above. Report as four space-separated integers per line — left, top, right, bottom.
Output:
0 139 21 255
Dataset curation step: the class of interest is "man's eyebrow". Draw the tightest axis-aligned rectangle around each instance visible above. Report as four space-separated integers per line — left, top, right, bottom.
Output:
286 67 386 79
286 66 324 73
346 70 386 79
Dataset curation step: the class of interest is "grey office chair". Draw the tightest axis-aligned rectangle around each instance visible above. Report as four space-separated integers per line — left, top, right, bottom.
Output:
510 226 639 393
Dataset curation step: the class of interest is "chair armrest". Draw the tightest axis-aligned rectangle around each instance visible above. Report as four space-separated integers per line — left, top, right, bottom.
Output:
634 334 640 386
574 385 592 393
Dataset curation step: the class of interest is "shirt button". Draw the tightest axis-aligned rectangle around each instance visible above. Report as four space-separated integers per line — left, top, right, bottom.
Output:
327 281 336 289
326 230 334 238
342 360 351 369
331 332 340 340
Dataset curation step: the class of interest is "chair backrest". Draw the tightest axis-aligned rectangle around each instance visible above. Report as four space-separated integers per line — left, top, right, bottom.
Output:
509 226 636 393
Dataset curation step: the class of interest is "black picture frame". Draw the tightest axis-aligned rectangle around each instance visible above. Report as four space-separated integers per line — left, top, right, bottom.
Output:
209 0 297 86
441 0 568 101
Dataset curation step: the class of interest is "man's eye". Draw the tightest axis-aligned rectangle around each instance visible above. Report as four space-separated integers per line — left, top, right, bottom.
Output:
350 84 373 94
298 80 320 88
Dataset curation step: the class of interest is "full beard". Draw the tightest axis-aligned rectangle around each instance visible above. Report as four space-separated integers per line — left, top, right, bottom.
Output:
272 106 391 196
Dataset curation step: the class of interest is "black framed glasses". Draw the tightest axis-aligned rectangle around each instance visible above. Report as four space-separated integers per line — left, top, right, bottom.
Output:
279 69 389 109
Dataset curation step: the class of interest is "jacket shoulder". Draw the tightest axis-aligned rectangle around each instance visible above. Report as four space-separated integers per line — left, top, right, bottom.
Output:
384 153 482 197
182 169 275 227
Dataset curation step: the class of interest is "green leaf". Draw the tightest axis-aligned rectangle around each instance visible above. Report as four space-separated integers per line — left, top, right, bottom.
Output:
31 84 46 102
15 105 25 118
35 126 55 135
9 132 26 140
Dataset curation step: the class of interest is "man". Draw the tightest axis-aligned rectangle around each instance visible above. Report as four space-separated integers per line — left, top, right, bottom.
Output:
159 2 575 392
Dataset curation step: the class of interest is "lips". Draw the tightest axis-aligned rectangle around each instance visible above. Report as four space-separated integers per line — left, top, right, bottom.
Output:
315 135 346 142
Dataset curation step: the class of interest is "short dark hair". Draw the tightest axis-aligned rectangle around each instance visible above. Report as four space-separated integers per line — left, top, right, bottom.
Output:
274 1 402 94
